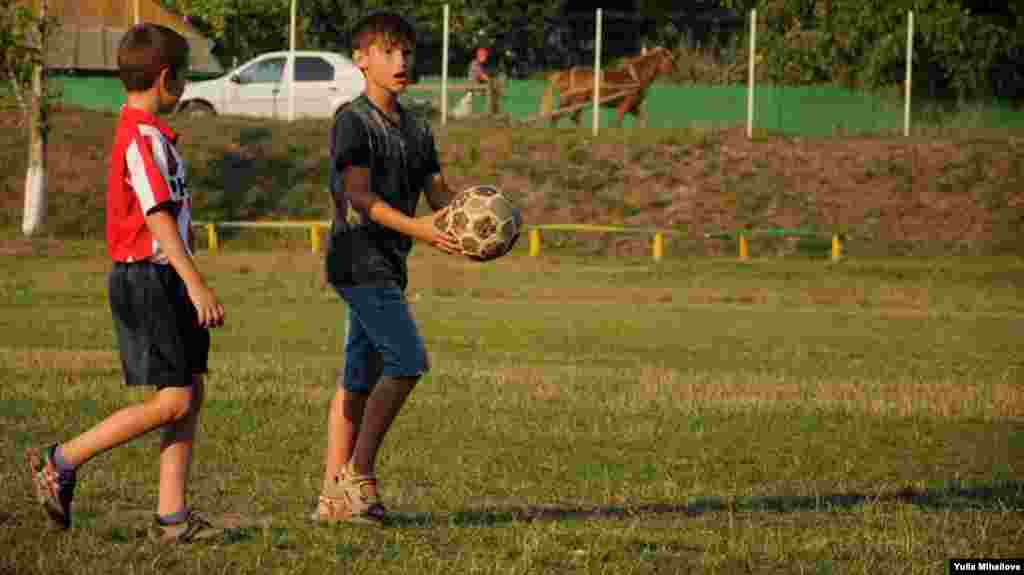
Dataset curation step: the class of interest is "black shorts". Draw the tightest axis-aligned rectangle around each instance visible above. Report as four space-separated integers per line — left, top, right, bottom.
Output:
109 261 209 388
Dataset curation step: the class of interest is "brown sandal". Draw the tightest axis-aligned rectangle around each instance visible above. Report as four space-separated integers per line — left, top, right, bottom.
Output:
338 464 387 526
310 478 350 524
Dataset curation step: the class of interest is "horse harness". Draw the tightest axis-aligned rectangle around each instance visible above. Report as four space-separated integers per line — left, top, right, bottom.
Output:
559 48 670 104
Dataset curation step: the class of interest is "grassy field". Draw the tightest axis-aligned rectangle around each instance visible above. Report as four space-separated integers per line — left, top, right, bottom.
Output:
1 238 1022 574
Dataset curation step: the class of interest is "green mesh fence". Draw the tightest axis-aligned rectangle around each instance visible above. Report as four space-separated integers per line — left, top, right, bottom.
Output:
507 80 907 134
52 75 125 113
50 73 221 114
51 74 1023 135
421 78 1023 134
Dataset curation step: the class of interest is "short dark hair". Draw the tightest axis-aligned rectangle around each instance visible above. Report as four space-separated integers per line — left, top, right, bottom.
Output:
118 24 190 92
351 11 416 53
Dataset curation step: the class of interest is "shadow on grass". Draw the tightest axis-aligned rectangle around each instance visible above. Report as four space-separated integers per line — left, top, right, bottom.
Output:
389 482 1024 529
81 483 1022 534
92 509 274 545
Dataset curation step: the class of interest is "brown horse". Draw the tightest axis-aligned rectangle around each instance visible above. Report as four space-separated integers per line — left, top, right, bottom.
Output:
540 47 675 128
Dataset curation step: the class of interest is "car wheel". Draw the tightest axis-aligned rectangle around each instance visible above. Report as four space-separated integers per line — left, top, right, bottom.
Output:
182 102 215 118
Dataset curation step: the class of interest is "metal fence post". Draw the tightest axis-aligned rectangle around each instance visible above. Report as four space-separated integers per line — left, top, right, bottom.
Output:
206 223 218 254
310 223 321 254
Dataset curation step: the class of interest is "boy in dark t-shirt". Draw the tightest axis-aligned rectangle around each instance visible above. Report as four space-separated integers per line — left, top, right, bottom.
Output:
326 93 444 290
312 10 461 525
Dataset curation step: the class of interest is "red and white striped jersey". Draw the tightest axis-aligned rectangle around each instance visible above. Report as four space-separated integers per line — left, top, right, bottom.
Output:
106 106 193 263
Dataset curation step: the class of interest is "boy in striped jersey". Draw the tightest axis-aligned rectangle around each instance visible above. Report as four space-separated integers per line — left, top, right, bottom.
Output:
26 24 225 543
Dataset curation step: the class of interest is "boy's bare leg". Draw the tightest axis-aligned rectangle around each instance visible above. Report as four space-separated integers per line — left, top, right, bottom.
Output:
157 375 205 517
349 376 418 478
56 383 198 469
323 388 367 487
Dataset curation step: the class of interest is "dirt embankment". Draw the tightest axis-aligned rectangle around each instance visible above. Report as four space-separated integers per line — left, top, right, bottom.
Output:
3 107 1022 255
452 125 1024 256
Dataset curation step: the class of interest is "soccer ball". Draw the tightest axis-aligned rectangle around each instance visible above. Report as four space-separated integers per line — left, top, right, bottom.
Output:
435 185 522 261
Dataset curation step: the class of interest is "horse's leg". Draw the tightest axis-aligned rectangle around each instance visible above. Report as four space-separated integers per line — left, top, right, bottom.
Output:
615 101 628 129
548 85 563 128
614 95 634 128
636 105 647 129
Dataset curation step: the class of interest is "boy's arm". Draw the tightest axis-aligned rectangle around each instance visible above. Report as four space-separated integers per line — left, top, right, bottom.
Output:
424 173 456 211
124 130 223 327
421 124 453 211
145 207 224 327
342 166 460 254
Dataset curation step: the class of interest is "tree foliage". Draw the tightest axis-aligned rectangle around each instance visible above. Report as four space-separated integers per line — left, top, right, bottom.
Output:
157 0 566 74
719 0 1020 99
0 0 52 115
1 0 60 129
158 0 290 64
155 0 1020 98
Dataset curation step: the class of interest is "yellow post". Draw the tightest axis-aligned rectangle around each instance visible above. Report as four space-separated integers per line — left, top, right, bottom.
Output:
831 234 842 262
310 223 322 254
652 232 664 262
206 224 218 254
529 228 541 257
739 234 749 261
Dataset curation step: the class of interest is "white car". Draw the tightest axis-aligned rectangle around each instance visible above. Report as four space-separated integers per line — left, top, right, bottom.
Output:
177 51 365 120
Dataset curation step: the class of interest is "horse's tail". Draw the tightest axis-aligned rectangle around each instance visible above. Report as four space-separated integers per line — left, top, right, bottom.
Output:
541 71 564 116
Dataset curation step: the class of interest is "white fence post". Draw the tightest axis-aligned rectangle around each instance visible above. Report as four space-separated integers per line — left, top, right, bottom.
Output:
904 11 913 137
287 0 296 122
441 4 450 126
747 9 756 139
592 8 602 137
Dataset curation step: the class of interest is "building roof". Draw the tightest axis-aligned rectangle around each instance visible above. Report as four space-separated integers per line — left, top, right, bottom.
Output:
19 0 223 74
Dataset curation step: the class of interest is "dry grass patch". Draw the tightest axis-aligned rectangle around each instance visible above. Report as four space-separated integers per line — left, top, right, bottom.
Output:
488 366 563 401
874 285 933 310
0 347 119 373
632 366 1022 418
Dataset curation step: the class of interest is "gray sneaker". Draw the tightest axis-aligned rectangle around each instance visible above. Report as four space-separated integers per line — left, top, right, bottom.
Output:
150 510 223 544
26 445 76 529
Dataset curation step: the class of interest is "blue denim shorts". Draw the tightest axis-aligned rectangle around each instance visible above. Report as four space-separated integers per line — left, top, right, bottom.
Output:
335 282 429 393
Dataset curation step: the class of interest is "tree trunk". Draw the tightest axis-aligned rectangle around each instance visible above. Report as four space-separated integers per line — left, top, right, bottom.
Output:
21 0 47 237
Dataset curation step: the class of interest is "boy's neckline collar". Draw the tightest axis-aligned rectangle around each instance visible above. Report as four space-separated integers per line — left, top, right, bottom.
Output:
362 92 404 127
121 105 178 141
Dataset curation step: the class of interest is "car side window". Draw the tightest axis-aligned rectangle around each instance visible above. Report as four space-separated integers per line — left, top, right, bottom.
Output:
294 57 334 82
238 57 286 84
